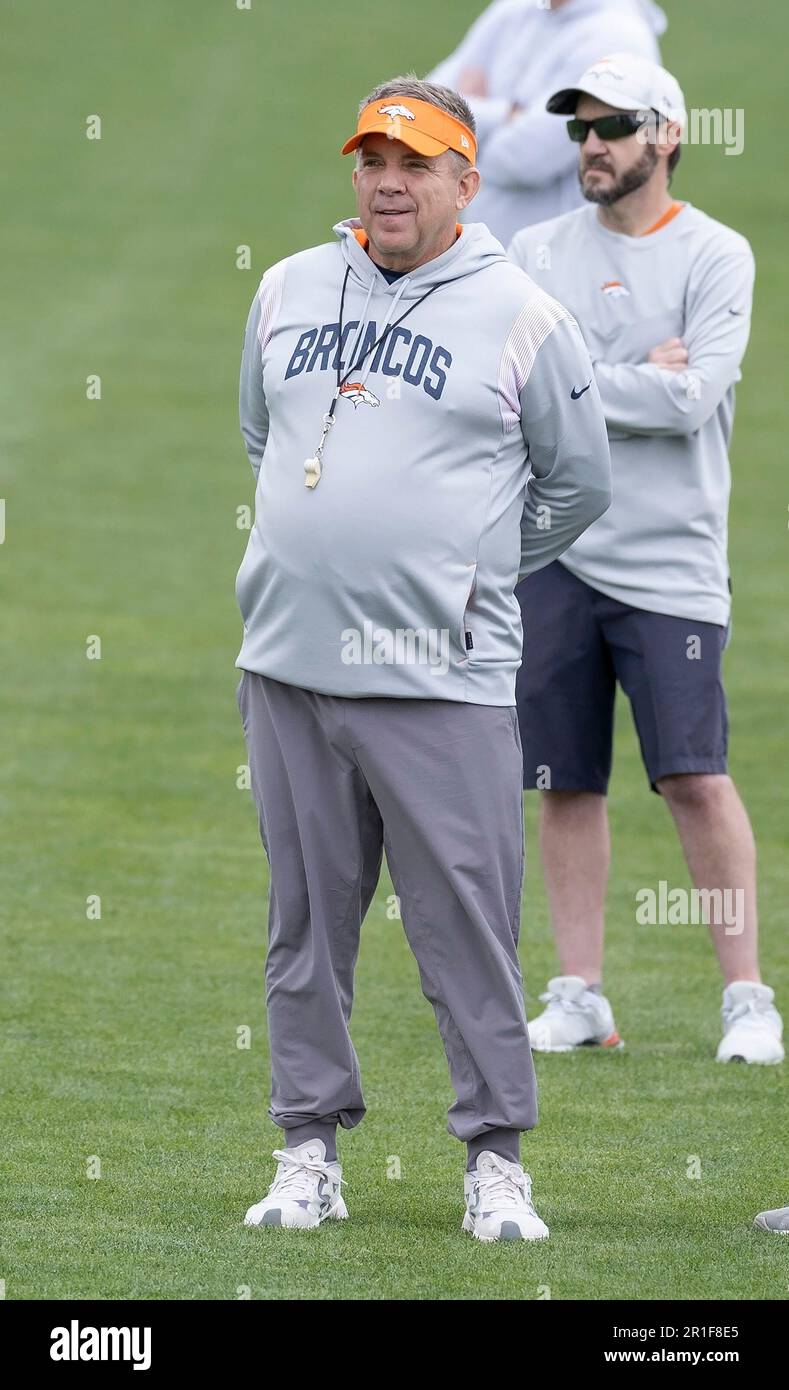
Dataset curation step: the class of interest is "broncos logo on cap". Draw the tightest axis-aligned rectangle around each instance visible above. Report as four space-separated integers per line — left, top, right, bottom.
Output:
587 61 625 83
340 382 380 408
379 104 416 122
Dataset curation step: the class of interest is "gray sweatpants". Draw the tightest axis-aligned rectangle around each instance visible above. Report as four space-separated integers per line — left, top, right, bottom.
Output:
236 670 538 1148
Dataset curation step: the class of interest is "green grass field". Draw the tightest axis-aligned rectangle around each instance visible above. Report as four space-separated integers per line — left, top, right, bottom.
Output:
2 0 787 1300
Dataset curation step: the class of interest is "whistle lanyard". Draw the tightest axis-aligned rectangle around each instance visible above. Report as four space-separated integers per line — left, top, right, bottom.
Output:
303 265 443 489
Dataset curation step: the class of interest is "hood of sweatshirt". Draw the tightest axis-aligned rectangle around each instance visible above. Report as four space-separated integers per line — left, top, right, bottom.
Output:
333 217 509 299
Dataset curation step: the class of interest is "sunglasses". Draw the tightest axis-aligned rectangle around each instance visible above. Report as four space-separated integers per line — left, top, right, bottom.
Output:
567 112 654 143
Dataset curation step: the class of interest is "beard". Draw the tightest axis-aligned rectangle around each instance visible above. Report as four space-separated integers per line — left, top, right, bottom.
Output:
580 142 658 205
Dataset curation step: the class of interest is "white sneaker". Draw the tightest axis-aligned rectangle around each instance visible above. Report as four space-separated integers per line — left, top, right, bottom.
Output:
716 981 784 1064
243 1139 348 1229
462 1151 549 1242
754 1206 789 1233
528 975 624 1052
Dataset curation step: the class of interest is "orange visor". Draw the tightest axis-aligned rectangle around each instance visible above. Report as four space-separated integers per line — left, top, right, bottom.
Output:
341 97 477 163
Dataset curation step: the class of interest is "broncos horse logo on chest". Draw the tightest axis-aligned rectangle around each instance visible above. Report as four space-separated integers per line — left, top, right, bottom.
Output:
340 382 380 408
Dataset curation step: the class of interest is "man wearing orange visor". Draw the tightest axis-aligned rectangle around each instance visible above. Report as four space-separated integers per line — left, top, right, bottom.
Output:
338 91 481 292
235 77 611 1242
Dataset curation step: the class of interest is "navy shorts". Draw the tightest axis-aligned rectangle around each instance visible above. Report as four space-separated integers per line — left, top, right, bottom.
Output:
515 561 729 795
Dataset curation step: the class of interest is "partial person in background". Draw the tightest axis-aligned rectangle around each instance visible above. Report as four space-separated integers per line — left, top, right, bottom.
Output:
508 53 784 1066
429 0 665 244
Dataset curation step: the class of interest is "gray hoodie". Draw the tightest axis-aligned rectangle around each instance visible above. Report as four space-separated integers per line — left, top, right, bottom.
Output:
235 218 611 702
509 202 754 625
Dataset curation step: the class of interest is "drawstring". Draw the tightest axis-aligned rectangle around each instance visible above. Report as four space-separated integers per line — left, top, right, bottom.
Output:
340 269 376 394
303 263 443 490
357 275 410 388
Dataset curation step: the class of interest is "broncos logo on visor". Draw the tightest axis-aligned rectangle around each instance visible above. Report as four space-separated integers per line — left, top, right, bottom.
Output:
378 104 416 122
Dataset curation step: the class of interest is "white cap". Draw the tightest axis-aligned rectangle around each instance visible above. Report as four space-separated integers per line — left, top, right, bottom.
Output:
547 52 687 131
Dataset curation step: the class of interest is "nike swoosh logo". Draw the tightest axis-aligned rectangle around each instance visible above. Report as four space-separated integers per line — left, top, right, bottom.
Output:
728 308 744 316
571 382 591 399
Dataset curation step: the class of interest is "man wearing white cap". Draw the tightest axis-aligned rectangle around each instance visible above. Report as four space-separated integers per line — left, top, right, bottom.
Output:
508 54 784 1064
